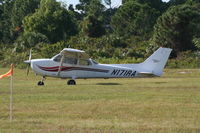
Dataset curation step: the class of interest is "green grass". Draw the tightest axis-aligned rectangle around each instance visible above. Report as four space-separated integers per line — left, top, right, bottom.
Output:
0 68 200 133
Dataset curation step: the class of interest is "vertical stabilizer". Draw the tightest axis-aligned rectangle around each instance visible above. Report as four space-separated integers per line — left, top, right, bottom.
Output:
141 47 172 76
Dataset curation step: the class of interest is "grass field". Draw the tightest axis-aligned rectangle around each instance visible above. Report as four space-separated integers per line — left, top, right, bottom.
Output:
0 68 200 133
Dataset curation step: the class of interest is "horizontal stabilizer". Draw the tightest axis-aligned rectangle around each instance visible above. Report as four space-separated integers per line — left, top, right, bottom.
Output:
137 72 155 77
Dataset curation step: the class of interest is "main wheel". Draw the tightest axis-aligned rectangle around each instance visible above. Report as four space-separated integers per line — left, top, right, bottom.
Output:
67 80 76 85
38 81 44 86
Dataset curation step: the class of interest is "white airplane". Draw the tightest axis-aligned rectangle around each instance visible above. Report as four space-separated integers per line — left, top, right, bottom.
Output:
24 47 172 85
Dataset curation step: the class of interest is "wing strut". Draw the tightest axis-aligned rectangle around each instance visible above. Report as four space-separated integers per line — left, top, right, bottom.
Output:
57 54 65 77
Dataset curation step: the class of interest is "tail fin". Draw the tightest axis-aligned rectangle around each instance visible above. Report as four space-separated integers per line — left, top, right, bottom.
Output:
140 47 172 76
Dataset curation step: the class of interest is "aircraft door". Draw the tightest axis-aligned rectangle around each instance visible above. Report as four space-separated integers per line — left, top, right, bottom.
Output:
59 55 78 78
77 59 93 78
56 52 92 78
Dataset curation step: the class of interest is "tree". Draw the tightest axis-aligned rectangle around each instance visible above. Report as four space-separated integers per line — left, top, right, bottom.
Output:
111 1 159 38
76 0 91 14
81 15 105 37
14 32 49 52
186 0 200 3
11 0 40 40
80 0 106 37
103 0 116 28
168 0 188 6
0 0 14 43
151 3 200 56
11 0 40 28
104 0 111 10
11 0 40 29
68 4 83 21
0 2 3 41
23 0 78 43
0 0 40 43
122 0 167 12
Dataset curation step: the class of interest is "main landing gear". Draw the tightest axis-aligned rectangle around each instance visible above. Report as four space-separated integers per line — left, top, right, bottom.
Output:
67 79 76 85
37 76 76 85
38 76 46 86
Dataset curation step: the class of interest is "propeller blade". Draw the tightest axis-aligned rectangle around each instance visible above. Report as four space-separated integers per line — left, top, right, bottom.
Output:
26 64 30 76
29 49 32 61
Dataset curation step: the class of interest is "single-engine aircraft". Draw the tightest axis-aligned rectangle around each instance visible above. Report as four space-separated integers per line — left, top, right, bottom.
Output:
24 47 172 85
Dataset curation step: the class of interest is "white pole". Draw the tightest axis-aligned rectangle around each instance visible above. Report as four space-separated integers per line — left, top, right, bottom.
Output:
9 75 13 122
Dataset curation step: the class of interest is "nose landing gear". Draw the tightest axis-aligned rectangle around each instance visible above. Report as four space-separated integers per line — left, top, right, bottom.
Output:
38 76 46 86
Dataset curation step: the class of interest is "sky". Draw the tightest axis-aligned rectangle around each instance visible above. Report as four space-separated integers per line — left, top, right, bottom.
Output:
58 0 170 8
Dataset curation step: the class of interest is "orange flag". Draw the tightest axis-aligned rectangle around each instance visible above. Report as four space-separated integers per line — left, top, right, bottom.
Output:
0 64 14 79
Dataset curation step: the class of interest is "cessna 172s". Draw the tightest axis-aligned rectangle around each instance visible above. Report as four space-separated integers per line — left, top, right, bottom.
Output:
24 47 172 85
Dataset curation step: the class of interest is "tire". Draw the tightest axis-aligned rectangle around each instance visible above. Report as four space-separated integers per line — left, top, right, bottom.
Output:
67 80 76 85
38 81 44 86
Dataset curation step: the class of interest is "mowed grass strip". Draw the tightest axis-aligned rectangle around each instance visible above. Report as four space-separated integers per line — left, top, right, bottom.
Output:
0 68 200 133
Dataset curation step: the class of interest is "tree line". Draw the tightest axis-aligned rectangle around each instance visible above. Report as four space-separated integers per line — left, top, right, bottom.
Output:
0 0 200 68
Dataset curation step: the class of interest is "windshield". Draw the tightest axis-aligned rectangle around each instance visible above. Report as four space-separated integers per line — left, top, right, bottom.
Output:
53 54 62 62
92 60 98 64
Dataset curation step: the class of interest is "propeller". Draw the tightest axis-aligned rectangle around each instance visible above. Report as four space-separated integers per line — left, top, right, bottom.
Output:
24 49 32 76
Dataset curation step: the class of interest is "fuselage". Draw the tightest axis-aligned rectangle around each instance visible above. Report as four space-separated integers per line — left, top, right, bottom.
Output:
30 58 146 79
25 47 172 85
28 47 172 80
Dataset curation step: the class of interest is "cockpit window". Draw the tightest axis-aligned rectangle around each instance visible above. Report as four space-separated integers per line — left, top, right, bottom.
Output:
63 57 77 65
53 54 94 66
53 54 62 62
79 59 92 66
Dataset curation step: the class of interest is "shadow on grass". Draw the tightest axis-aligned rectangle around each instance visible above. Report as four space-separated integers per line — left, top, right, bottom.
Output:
154 82 167 84
96 83 122 85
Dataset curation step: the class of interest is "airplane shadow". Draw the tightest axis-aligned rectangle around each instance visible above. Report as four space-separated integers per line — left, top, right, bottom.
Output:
154 82 167 84
96 83 122 85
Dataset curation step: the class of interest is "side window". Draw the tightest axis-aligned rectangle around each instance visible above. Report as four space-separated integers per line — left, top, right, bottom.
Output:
79 59 91 66
63 57 77 65
53 55 62 62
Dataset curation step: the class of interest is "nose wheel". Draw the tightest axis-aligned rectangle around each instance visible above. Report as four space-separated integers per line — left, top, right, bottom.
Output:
38 76 46 86
67 80 76 85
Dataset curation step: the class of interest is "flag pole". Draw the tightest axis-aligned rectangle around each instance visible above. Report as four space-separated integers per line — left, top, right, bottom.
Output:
9 65 13 122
